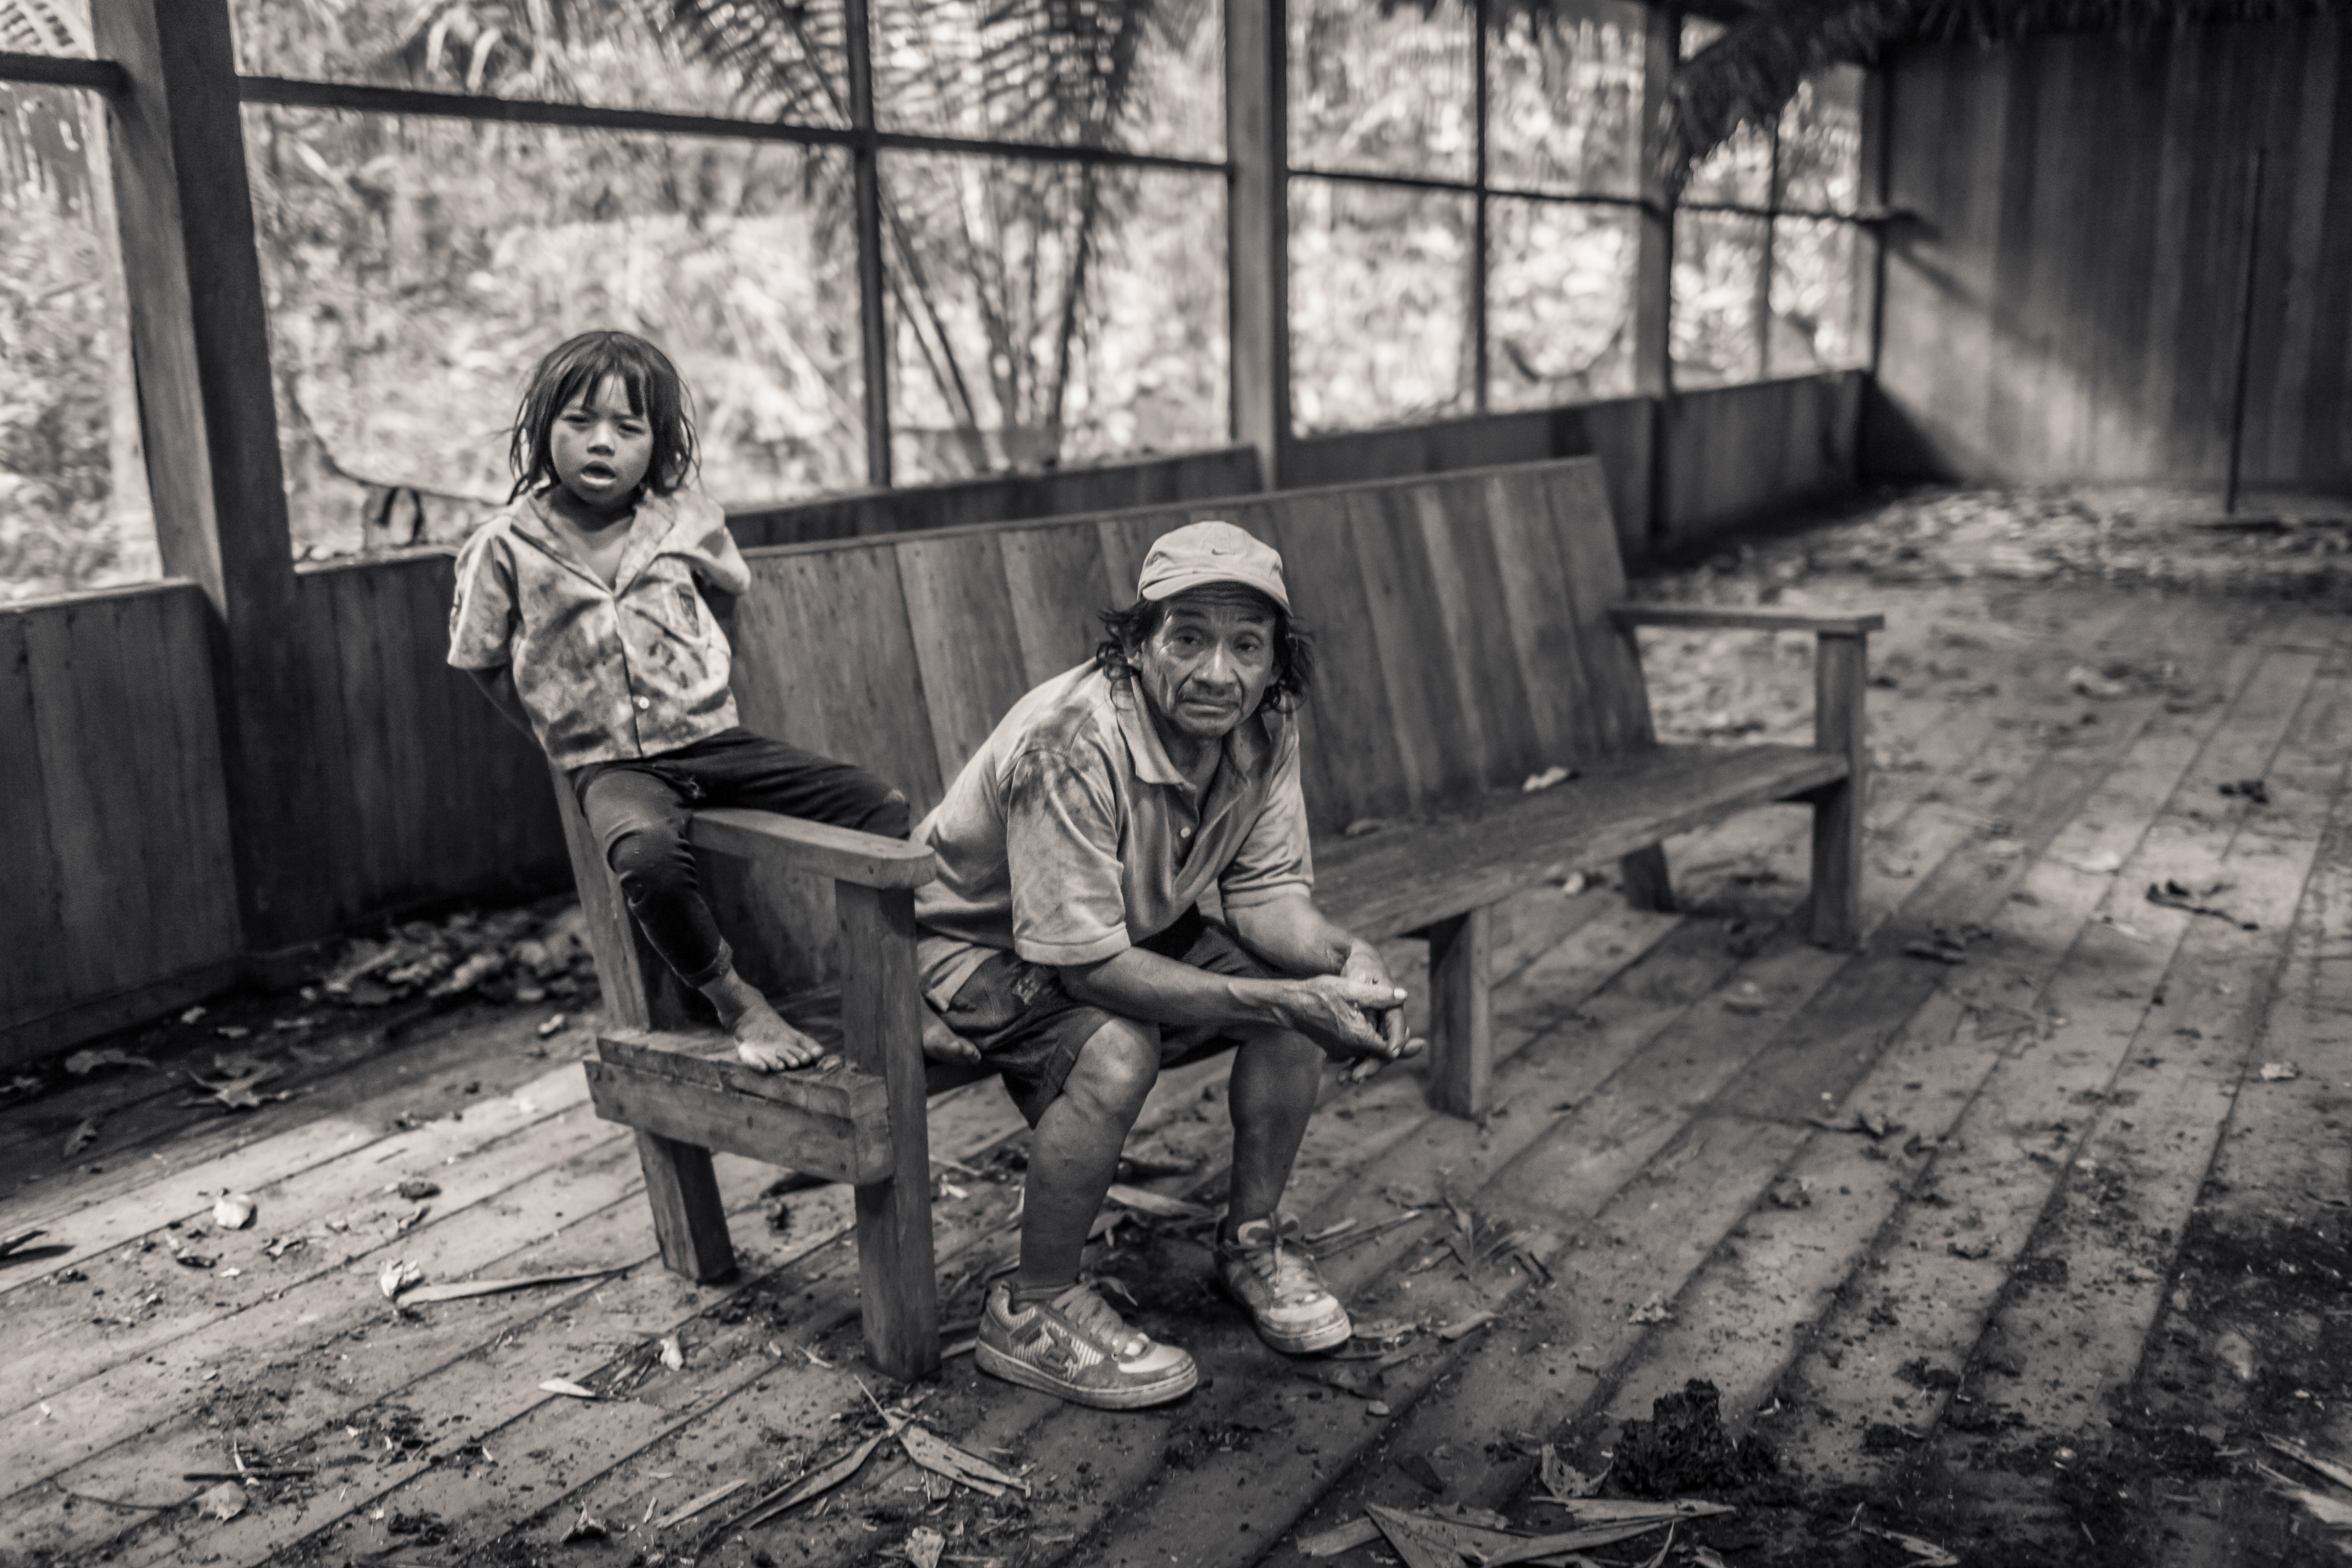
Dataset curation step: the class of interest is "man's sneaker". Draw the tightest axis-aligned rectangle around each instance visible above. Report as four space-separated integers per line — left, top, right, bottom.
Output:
1216 1214 1351 1354
975 1280 1198 1409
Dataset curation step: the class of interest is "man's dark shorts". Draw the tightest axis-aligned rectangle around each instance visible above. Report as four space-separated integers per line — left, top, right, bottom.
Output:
936 908 1275 1128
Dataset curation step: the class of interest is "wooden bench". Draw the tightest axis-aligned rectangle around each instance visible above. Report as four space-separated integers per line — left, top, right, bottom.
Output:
553 456 1881 1380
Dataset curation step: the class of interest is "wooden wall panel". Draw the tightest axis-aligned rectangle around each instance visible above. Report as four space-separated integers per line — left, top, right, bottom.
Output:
725 446 1262 549
1876 20 2352 491
1289 394 1658 563
291 558 570 931
1 586 241 1063
1661 374 1863 552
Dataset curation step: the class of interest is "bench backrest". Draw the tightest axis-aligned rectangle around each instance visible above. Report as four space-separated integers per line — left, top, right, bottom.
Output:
564 456 1655 1004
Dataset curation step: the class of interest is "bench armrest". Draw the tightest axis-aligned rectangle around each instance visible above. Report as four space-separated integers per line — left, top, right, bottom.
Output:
1608 602 1885 636
689 807 937 890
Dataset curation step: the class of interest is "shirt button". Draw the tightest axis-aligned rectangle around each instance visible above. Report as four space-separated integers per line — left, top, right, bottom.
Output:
634 696 650 710
1179 826 1193 838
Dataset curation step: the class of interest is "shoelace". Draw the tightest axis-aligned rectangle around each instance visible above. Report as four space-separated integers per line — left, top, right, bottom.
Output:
1235 1224 1319 1304
1050 1283 1147 1358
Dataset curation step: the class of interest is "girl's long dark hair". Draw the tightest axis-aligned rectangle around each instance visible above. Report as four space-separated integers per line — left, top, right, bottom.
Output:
1094 586 1315 711
507 330 699 502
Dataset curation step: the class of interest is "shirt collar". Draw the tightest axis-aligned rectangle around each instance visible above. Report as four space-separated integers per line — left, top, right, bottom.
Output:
1109 671 1276 814
511 488 682 592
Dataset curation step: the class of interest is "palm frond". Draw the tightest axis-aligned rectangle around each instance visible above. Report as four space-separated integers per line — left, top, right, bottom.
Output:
1663 0 2352 192
0 0 85 54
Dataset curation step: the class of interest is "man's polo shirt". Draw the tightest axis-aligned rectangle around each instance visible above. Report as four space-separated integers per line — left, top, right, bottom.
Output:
446 488 750 770
912 663 1315 1009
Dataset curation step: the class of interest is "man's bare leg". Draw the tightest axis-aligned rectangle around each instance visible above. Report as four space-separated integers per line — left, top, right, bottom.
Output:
700 967 825 1070
1015 1017 1161 1298
1223 1027 1324 1232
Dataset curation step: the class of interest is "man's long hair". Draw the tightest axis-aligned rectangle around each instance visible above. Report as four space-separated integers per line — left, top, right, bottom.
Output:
1094 585 1315 711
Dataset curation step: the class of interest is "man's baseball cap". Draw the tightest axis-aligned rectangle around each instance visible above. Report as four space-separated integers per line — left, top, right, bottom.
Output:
1136 520 1290 614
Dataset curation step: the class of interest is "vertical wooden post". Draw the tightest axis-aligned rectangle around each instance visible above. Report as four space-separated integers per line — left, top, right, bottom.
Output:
1809 632 1870 949
1425 907 1493 1118
1632 3 1679 553
92 0 331 957
845 0 892 488
837 881 940 1381
1470 0 1490 415
1860 64 1892 383
1227 0 1290 490
633 1129 738 1283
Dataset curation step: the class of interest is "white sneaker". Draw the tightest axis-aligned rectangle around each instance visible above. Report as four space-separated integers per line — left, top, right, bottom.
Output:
1216 1214 1351 1354
975 1280 1198 1409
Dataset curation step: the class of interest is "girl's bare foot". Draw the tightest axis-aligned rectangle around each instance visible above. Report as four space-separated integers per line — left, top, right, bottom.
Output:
701 969 824 1070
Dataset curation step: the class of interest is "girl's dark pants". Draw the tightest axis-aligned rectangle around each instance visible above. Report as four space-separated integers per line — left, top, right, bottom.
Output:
572 727 910 988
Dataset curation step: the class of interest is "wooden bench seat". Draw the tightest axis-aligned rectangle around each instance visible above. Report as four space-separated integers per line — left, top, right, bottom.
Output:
553 456 1881 1380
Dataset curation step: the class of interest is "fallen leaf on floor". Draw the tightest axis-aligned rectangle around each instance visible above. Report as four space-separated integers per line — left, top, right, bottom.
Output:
1364 1503 1687 1567
180 1006 207 1024
1767 1178 1811 1209
1103 1183 1214 1221
2067 664 2128 698
194 1480 248 1521
538 1377 597 1399
378 1259 422 1300
64 1118 99 1156
1539 1443 1608 1500
653 1478 746 1530
2262 1062 2302 1081
1522 764 1575 792
898 1421 1031 1497
724 1434 884 1533
1627 1295 1674 1325
212 1194 256 1230
559 1507 608 1542
659 1335 685 1371
1947 1237 1998 1260
64 1048 152 1075
1902 941 1968 965
537 1013 569 1038
176 1253 215 1270
2219 777 2270 805
1862 1524 1963 1565
1297 1518 1383 1557
2268 1434 2352 1492
398 1266 628 1304
906 1524 947 1568
187 1057 284 1111
396 1179 440 1201
1437 1309 1498 1341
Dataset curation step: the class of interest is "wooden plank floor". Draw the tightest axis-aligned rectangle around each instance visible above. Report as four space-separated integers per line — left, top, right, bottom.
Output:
4 574 2347 1568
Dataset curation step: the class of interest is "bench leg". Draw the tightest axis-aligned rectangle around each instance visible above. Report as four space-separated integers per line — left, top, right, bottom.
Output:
838 882 941 1382
1618 845 1675 912
1425 907 1493 1119
1810 629 1870 950
633 1129 737 1283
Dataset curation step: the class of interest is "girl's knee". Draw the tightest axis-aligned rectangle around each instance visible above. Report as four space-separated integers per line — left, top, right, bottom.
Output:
607 826 693 893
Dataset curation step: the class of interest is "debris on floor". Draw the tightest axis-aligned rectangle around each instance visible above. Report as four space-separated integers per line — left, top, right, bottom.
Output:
194 1480 249 1521
317 901 597 1009
1613 1380 1778 1496
2147 878 2260 929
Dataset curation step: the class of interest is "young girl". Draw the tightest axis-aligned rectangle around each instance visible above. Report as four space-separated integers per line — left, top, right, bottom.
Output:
448 330 911 1070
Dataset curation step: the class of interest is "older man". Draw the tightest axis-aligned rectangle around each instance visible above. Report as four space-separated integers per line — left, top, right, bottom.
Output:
911 520 1419 1410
